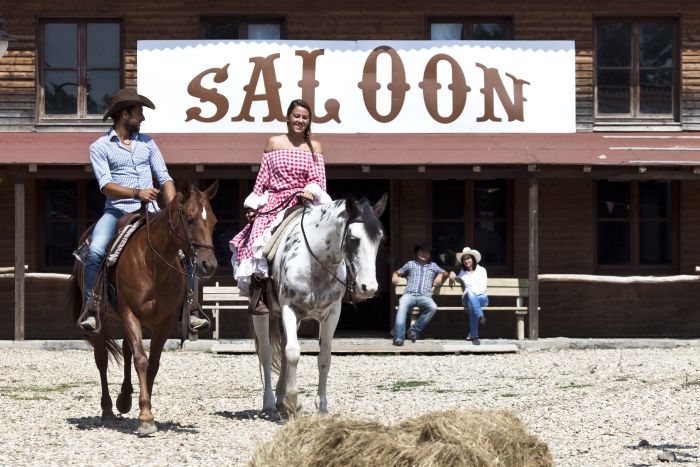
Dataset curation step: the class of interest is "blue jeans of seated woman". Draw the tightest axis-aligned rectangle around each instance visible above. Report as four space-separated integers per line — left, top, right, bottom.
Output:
462 290 489 338
394 293 437 340
84 208 196 302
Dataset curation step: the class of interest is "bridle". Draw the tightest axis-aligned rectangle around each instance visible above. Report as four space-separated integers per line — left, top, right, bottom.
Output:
299 201 359 306
144 197 214 277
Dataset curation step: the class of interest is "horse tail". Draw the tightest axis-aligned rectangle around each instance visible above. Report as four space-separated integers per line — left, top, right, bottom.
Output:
252 312 285 374
66 260 122 363
269 314 285 373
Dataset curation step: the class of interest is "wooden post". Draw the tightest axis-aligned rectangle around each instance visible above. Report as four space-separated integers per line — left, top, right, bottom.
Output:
528 176 539 340
15 179 25 341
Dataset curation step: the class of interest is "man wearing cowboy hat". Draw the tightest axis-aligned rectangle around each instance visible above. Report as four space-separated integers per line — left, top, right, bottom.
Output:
78 88 208 332
390 243 450 346
449 247 488 345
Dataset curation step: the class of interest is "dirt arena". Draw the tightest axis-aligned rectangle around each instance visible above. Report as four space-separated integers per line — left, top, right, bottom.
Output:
0 346 698 466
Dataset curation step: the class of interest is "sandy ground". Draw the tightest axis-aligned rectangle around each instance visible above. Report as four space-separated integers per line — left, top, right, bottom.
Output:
0 346 699 466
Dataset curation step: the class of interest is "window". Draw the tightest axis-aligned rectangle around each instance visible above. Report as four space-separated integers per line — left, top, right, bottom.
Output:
39 20 122 120
200 17 283 40
595 19 677 118
428 17 512 40
431 180 511 270
42 180 103 269
596 181 676 270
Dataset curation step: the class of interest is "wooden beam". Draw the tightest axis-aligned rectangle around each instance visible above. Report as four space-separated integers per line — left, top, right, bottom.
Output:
14 179 25 341
528 177 539 340
539 274 700 283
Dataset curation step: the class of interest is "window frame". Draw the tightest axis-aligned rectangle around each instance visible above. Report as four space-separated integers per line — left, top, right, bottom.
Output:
429 180 513 274
36 17 124 124
594 180 679 274
199 15 286 39
426 16 514 40
594 16 680 122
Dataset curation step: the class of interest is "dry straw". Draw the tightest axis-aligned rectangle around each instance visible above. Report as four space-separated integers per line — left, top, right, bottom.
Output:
249 409 552 467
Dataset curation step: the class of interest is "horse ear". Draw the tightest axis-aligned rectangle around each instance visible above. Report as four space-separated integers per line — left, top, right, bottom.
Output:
204 180 219 200
345 194 360 219
373 192 388 218
176 178 192 194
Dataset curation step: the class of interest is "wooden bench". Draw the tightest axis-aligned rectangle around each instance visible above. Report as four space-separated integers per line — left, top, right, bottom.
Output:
394 277 529 340
202 282 248 340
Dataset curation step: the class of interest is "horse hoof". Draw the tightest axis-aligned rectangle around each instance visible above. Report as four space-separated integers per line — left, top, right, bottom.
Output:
137 420 157 435
101 410 116 421
116 393 132 414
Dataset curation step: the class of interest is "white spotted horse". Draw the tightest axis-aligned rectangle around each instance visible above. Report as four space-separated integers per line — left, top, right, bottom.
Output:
252 193 387 418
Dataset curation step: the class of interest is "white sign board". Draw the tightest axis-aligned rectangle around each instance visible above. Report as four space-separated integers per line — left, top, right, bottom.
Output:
137 40 575 133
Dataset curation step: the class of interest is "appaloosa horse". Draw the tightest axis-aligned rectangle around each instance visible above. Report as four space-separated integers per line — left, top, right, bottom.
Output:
252 193 387 418
68 181 218 434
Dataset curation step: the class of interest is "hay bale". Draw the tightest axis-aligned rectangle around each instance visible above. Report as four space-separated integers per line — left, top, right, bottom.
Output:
249 409 552 467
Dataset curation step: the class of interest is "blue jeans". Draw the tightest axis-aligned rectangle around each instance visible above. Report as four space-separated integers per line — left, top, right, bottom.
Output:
84 208 196 301
462 290 489 338
85 208 125 300
394 293 437 341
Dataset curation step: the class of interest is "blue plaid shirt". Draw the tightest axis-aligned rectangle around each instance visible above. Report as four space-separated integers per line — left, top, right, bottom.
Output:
89 128 173 213
398 260 445 297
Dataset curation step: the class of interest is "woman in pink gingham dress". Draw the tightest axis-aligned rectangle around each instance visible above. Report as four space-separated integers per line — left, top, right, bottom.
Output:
230 99 331 296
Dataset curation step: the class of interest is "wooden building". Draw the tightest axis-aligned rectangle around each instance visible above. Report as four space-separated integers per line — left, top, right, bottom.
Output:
2 1 700 340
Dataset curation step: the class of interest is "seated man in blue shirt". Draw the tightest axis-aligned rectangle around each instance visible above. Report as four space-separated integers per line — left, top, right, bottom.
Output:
79 88 208 332
391 244 449 346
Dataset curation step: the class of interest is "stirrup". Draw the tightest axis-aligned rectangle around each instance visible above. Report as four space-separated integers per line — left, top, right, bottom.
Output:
76 298 102 334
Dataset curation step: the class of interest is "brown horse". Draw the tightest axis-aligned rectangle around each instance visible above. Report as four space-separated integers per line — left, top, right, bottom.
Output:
67 180 218 435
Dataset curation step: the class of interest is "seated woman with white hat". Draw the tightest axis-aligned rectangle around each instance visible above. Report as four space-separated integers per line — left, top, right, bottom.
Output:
449 247 488 345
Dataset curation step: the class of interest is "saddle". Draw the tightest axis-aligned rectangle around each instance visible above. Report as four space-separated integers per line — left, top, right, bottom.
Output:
262 204 304 263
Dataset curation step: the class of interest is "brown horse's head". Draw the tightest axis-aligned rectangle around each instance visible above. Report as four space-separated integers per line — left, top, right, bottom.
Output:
175 180 219 279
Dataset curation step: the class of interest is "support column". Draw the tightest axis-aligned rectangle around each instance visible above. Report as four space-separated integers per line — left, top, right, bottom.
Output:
14 179 25 341
528 176 539 340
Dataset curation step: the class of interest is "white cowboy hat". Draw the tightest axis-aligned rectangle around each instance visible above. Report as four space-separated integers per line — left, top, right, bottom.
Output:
456 247 481 264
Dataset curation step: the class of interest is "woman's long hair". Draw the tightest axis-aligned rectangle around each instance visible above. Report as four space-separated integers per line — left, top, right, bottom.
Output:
286 99 317 161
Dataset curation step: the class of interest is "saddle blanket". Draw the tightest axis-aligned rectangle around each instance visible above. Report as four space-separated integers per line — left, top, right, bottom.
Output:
106 219 144 266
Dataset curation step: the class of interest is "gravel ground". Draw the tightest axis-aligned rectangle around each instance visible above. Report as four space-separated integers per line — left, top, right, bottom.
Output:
1 346 699 466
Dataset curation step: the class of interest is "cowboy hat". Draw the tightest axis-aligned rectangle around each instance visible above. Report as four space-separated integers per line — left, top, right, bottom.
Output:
102 88 155 121
456 247 481 264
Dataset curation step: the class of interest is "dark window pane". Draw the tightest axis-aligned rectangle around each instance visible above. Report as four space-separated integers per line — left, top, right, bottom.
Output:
47 181 78 220
86 70 120 115
432 222 464 267
202 22 240 39
640 221 672 264
87 180 104 221
597 222 630 264
639 69 672 114
247 24 280 39
430 23 462 40
87 23 120 68
640 23 673 67
45 222 78 266
44 23 77 68
597 181 630 218
639 181 671 219
474 220 507 265
474 180 506 218
597 70 631 114
472 23 507 40
433 180 464 219
44 71 79 114
596 23 631 67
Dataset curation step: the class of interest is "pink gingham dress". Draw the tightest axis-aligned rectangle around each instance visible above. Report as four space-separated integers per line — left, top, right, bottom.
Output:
229 148 328 293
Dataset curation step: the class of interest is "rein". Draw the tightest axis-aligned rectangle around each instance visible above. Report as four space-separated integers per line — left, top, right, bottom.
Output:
298 202 358 306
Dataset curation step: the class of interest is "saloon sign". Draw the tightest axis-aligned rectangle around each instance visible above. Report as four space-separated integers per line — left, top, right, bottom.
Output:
137 40 575 133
